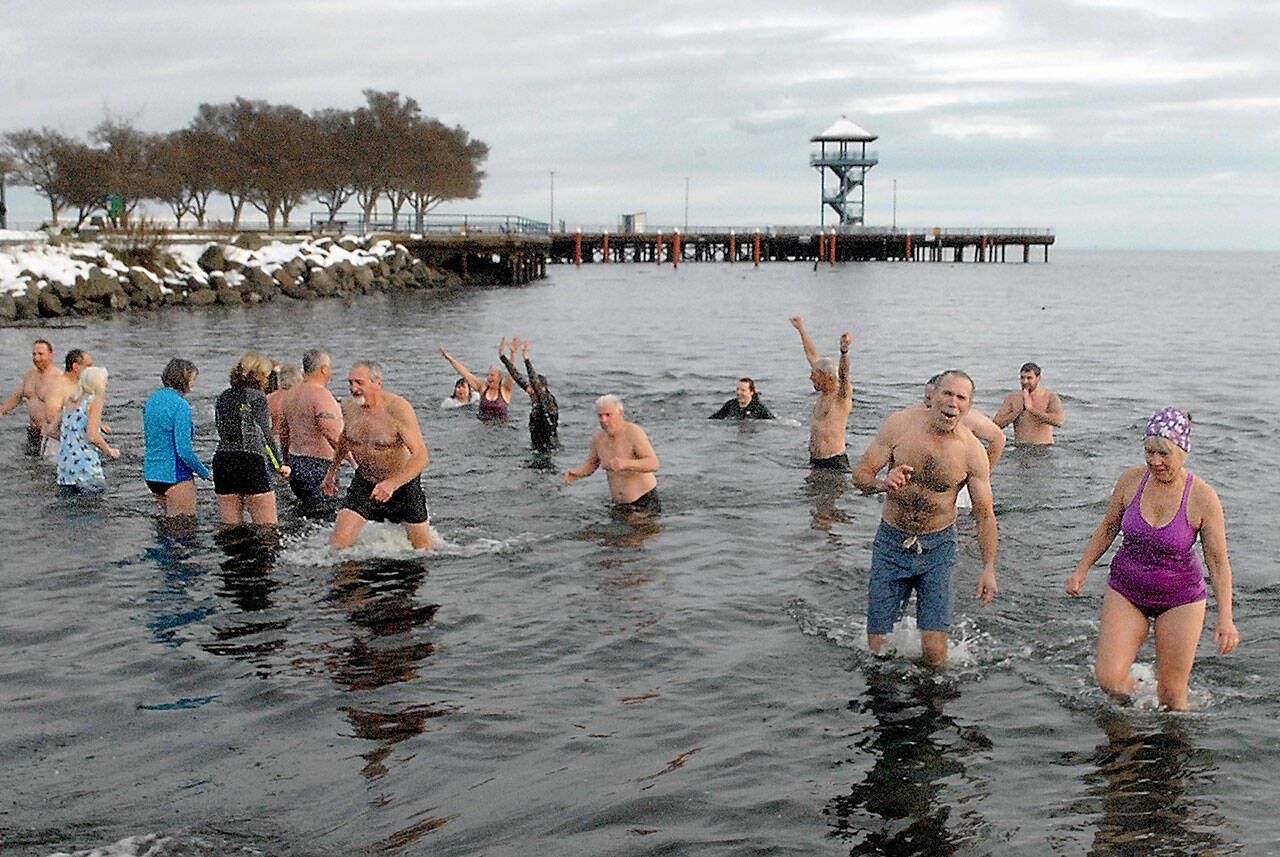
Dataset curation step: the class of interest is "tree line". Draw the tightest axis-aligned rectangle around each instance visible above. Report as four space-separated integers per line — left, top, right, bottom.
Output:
1 90 488 231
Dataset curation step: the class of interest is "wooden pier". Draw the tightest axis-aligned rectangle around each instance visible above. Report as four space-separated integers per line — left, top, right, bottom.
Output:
397 233 549 285
547 227 1053 265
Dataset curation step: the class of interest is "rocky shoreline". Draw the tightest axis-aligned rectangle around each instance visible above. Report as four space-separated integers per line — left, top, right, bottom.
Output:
0 232 467 322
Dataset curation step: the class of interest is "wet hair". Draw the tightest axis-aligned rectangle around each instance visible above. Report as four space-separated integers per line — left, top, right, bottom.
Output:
65 349 87 372
352 360 384 382
1020 362 1041 376
302 349 330 375
937 369 975 396
926 372 944 387
72 366 108 403
814 357 837 378
738 377 757 394
230 352 275 390
161 358 198 392
596 393 623 413
33 339 52 353
277 364 303 389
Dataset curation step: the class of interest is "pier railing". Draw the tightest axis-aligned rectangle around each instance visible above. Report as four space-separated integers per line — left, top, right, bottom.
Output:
308 212 550 236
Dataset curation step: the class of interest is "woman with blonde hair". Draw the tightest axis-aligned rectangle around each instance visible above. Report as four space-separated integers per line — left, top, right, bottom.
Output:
57 366 119 494
213 352 290 526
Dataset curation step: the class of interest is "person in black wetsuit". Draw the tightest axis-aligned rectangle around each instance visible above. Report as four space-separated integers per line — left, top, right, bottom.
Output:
500 338 560 452
213 352 290 527
709 378 774 420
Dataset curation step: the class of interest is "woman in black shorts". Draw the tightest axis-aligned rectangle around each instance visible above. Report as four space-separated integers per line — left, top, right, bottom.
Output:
213 352 290 526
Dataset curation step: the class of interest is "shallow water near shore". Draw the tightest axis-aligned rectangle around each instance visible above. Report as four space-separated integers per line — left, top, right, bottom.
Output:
2 250 1278 856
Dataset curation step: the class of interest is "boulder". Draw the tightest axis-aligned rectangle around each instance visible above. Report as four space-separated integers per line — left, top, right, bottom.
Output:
197 243 229 273
127 268 164 304
12 295 38 319
0 295 17 321
37 288 66 317
233 233 265 251
351 265 375 289
187 289 217 306
307 268 338 296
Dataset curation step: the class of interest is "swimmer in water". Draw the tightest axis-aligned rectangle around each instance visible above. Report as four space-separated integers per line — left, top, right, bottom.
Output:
442 377 479 409
500 338 560 452
439 345 514 421
709 378 775 420
852 370 999 667
323 361 433 549
791 317 853 470
1065 408 1238 710
565 394 660 515
993 361 1064 445
1 340 64 456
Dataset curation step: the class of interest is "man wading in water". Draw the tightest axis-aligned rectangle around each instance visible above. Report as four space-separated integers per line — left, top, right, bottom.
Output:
852 370 999 667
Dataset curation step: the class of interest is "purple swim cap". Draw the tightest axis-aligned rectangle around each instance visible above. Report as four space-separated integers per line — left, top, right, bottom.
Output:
1145 407 1191 452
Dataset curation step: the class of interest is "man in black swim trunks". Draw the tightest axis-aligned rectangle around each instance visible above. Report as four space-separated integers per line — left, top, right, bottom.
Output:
566 394 660 515
791 316 853 470
322 360 433 549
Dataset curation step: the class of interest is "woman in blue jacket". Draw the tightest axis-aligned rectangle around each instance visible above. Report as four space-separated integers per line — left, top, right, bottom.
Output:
143 358 209 518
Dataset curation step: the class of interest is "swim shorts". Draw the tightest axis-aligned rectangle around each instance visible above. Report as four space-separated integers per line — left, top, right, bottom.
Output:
810 452 850 471
26 425 42 457
867 519 957 635
342 470 430 524
39 433 58 463
213 450 273 496
287 454 336 514
613 486 661 516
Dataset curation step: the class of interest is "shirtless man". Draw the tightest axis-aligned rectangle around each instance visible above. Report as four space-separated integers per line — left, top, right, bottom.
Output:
565 394 660 514
1 340 63 456
41 349 96 459
852 370 999 667
322 361 432 549
280 350 344 515
993 361 1064 444
791 316 853 470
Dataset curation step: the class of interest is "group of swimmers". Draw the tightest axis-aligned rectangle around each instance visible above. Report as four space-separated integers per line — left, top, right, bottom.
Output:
2 321 1238 709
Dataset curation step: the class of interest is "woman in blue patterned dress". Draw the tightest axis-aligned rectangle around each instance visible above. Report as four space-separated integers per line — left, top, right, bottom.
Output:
57 366 119 494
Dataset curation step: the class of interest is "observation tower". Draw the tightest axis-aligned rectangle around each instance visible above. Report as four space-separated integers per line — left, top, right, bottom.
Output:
810 117 878 226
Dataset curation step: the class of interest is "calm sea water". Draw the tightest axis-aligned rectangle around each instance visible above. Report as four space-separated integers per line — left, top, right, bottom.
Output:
1 250 1278 856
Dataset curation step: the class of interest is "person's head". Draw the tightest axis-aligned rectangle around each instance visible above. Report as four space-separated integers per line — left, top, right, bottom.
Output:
595 393 624 434
65 348 91 374
302 349 332 380
1019 362 1041 391
736 378 757 406
810 358 837 393
74 366 108 402
452 377 471 402
276 364 303 390
32 340 53 370
930 370 975 432
1144 408 1191 472
348 361 384 406
923 372 945 407
230 352 275 390
486 365 503 390
161 357 198 393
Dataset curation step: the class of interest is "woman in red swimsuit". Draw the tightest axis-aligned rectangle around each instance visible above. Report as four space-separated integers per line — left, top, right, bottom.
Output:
1065 408 1239 709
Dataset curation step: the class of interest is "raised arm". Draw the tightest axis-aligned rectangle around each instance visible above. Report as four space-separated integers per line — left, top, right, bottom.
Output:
791 316 820 368
838 331 852 398
439 348 483 391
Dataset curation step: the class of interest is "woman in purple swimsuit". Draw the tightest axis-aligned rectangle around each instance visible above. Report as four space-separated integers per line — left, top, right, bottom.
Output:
439 344 514 422
1066 408 1238 709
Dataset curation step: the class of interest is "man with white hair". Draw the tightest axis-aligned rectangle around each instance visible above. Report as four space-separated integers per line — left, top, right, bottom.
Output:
791 316 853 470
565 393 660 514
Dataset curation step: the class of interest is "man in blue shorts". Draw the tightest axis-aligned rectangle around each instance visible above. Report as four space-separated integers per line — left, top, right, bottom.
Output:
852 370 999 667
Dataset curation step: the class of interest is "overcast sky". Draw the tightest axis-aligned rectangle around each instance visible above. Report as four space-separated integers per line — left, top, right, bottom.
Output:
3 0 1277 249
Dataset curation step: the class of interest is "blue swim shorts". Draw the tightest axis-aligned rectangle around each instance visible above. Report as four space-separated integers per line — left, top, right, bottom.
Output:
867 519 957 636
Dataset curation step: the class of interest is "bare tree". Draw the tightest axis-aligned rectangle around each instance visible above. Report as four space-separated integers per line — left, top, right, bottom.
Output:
3 128 80 224
405 121 488 231
311 108 358 224
90 118 157 227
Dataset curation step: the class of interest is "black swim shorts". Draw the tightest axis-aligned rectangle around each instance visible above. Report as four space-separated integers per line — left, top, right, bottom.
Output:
342 470 430 524
612 486 661 516
213 450 273 496
809 452 851 471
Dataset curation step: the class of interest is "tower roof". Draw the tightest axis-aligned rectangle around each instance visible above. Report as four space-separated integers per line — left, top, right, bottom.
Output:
811 116 877 142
